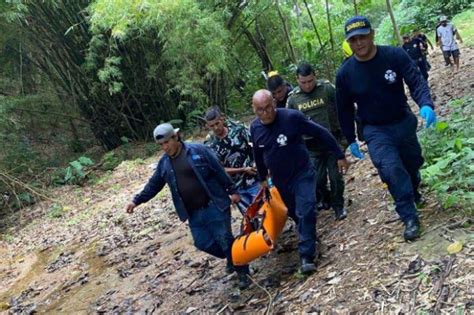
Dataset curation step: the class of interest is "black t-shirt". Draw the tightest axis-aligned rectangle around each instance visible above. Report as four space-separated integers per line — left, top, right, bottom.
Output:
171 148 210 211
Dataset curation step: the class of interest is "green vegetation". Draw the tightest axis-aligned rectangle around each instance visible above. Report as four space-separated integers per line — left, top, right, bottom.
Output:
53 156 94 186
452 8 474 46
0 0 472 214
376 0 473 44
419 97 474 214
47 203 65 219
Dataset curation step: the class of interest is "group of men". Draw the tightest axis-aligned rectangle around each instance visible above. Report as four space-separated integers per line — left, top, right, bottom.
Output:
402 30 432 80
402 15 463 78
125 15 440 290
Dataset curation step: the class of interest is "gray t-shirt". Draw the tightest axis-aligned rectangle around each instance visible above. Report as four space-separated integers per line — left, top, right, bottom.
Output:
437 23 458 51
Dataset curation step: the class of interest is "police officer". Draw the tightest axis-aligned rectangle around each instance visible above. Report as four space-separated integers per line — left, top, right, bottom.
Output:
402 34 429 80
287 63 348 220
336 16 437 241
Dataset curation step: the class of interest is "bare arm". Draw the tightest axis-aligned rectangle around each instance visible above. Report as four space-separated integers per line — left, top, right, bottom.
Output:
225 166 256 176
455 30 463 43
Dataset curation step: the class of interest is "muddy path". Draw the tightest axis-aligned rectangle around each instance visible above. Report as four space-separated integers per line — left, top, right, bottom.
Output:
1 46 473 314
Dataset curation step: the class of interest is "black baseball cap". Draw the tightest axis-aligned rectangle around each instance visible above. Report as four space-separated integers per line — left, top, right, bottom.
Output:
344 16 372 40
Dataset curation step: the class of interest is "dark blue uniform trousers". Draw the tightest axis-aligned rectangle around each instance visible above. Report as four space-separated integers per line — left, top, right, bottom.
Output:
188 203 249 273
277 167 318 260
363 113 423 223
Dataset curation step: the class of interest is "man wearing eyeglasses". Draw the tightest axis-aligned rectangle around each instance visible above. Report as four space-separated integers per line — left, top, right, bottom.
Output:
125 123 251 289
250 90 349 274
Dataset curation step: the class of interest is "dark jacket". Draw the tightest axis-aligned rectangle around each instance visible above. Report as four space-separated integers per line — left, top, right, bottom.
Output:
276 83 293 108
402 38 424 61
251 109 344 188
133 142 238 222
336 45 434 143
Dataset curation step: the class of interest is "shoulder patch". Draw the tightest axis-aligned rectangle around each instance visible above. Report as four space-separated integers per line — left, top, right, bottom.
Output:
317 79 331 86
288 87 301 96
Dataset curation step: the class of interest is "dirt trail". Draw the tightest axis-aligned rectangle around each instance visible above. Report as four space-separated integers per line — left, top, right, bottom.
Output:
1 46 473 314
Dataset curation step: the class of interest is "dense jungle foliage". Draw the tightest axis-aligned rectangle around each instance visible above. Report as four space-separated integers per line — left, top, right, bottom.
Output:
0 0 472 212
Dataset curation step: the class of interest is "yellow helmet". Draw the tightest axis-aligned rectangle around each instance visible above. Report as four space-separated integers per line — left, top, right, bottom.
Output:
342 40 353 59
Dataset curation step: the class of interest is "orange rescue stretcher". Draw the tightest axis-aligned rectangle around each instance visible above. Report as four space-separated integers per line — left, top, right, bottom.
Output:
231 184 288 266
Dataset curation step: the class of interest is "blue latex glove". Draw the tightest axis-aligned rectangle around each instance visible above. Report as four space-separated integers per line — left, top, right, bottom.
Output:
420 105 437 128
349 142 365 159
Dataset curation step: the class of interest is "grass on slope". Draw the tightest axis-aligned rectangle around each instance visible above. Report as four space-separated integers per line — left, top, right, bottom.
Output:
452 8 474 47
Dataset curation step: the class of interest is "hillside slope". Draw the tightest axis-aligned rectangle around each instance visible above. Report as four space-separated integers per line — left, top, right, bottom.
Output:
0 46 473 314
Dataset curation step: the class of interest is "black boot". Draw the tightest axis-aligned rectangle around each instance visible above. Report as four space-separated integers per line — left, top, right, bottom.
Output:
225 260 235 274
404 218 421 241
300 257 317 274
334 207 348 221
414 193 426 209
237 271 251 289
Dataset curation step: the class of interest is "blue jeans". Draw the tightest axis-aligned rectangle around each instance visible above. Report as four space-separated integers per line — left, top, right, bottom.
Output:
238 181 260 207
277 167 317 260
363 113 423 223
188 203 249 273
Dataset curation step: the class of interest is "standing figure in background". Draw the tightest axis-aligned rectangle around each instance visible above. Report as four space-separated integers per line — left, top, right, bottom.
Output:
266 71 293 108
412 29 433 71
437 15 463 70
402 34 429 80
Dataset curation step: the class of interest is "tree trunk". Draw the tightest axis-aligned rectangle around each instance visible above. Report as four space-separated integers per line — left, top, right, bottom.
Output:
353 0 358 15
386 0 402 45
243 26 273 72
276 0 297 64
325 0 335 54
302 0 333 77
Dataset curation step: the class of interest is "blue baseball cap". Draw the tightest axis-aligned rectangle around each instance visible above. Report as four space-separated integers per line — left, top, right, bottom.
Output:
344 16 372 39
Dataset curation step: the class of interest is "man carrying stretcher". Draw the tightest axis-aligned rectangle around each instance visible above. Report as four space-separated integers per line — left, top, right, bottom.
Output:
250 90 350 274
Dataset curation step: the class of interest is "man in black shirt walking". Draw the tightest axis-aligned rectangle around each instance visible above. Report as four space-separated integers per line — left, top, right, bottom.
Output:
402 34 429 80
336 16 437 241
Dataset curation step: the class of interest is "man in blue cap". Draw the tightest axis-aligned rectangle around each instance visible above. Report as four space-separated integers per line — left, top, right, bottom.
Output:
125 123 251 289
336 16 437 241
